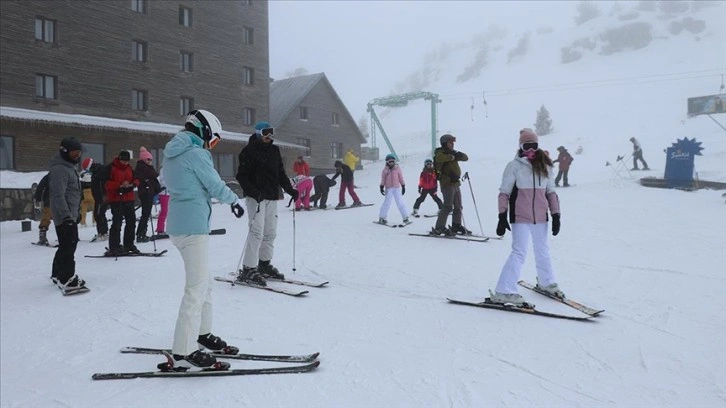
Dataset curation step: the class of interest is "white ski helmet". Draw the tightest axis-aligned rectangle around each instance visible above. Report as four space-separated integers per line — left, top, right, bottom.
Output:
186 109 223 148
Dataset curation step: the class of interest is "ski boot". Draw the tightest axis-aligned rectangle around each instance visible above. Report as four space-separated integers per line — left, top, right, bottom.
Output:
197 333 239 355
157 350 229 372
536 281 566 299
236 266 267 286
411 209 419 218
429 226 453 236
258 260 285 280
37 227 50 246
377 218 387 225
335 203 346 209
58 274 86 290
136 234 150 243
351 201 363 207
105 247 125 257
125 244 141 254
450 223 472 235
488 291 530 308
402 217 410 224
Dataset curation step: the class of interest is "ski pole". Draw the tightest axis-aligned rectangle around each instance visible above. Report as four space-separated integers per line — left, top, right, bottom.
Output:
235 200 260 274
462 172 484 236
292 205 297 272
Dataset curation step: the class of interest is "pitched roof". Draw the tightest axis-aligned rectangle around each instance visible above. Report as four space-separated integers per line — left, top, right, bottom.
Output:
269 73 325 126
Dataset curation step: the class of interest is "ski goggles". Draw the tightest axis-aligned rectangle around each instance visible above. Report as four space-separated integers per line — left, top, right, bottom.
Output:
257 127 274 137
521 142 538 151
386 159 396 164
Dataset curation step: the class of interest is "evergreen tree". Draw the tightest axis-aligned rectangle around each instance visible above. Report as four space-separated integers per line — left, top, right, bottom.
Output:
534 105 554 136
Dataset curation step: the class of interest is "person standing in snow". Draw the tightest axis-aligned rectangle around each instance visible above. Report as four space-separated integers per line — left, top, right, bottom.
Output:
89 159 109 241
629 137 649 170
344 148 359 172
431 134 471 236
48 137 85 290
105 150 139 256
292 155 310 177
332 160 362 208
134 146 160 242
235 121 298 286
553 146 574 187
155 168 170 234
33 172 53 246
411 158 443 217
490 128 563 307
162 109 245 369
79 158 95 228
377 154 410 225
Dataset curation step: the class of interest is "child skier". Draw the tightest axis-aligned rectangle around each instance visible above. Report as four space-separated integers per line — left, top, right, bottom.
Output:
412 158 443 217
292 175 313 210
377 154 410 225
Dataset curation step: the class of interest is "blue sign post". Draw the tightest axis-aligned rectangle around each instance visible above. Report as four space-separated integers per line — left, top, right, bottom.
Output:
663 137 703 189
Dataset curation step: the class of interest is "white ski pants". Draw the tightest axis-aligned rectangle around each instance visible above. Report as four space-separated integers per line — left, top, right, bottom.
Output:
243 198 278 268
379 187 409 220
170 234 212 356
495 223 557 294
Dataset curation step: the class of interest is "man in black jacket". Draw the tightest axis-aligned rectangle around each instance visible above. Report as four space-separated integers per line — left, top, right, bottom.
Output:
310 175 336 209
235 121 298 286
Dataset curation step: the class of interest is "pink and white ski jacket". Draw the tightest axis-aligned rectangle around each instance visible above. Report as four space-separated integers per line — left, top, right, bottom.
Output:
380 165 406 189
498 155 560 224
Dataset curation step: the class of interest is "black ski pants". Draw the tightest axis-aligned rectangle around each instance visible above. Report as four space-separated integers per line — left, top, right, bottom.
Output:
136 193 153 237
52 222 79 284
555 169 569 186
413 189 443 210
109 201 136 250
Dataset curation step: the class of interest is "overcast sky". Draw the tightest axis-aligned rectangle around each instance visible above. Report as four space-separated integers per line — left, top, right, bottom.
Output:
269 1 577 119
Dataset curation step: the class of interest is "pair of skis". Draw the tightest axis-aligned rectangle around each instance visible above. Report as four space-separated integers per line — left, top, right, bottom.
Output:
335 203 374 210
448 280 604 321
85 249 168 258
373 220 413 228
215 275 329 297
92 347 320 380
409 233 490 243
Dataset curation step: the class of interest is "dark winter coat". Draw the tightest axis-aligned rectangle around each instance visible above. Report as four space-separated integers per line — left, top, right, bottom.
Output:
553 149 574 171
105 157 138 203
236 134 295 201
89 162 106 202
34 173 51 207
134 160 160 198
48 153 81 225
331 161 354 183
434 147 468 188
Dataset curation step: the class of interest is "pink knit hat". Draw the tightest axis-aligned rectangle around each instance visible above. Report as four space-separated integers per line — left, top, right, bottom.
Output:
519 128 538 145
139 146 153 161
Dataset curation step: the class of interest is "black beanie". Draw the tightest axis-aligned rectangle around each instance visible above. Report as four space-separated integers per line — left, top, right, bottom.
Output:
118 150 131 161
60 137 82 153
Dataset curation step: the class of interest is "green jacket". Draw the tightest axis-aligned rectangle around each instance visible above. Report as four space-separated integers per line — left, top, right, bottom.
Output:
434 147 468 187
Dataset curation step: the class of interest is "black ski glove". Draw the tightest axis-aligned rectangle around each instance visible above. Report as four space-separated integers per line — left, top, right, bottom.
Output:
380 185 385 196
496 213 511 236
231 199 245 218
401 185 406 195
289 189 299 200
551 213 561 236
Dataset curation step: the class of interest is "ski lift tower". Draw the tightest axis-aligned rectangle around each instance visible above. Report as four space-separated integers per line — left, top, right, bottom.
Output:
367 91 441 159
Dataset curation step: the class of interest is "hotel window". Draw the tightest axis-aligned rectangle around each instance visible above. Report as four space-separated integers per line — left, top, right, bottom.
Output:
132 89 148 111
332 112 340 126
179 6 193 27
180 51 193 72
243 26 254 45
131 0 146 13
330 142 343 159
180 97 194 116
243 67 254 85
299 106 308 121
244 108 256 126
34 17 55 43
0 136 14 170
35 74 57 99
132 40 147 62
297 138 311 157
82 142 105 166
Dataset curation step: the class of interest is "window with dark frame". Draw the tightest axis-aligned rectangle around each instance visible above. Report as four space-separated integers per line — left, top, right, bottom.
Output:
0 135 15 170
131 0 146 13
243 26 254 45
244 108 256 126
297 138 311 157
330 142 343 159
132 40 147 62
81 142 105 166
35 74 57 99
150 148 164 167
213 153 235 178
180 51 193 72
180 97 194 116
34 17 55 43
179 6 193 27
132 89 148 111
243 67 254 85
299 106 309 121
332 112 340 126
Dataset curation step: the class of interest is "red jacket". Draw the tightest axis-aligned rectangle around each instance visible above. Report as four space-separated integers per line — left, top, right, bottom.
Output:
418 169 438 190
292 160 310 176
105 157 139 203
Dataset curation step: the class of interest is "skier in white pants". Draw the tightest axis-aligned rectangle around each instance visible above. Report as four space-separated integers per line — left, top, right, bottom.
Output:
491 128 563 307
377 153 410 225
163 109 246 369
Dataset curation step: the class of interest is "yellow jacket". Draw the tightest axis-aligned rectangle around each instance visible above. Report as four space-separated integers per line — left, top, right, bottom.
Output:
344 150 359 170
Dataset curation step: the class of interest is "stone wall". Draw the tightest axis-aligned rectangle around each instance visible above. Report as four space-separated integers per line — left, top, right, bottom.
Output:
0 188 34 221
